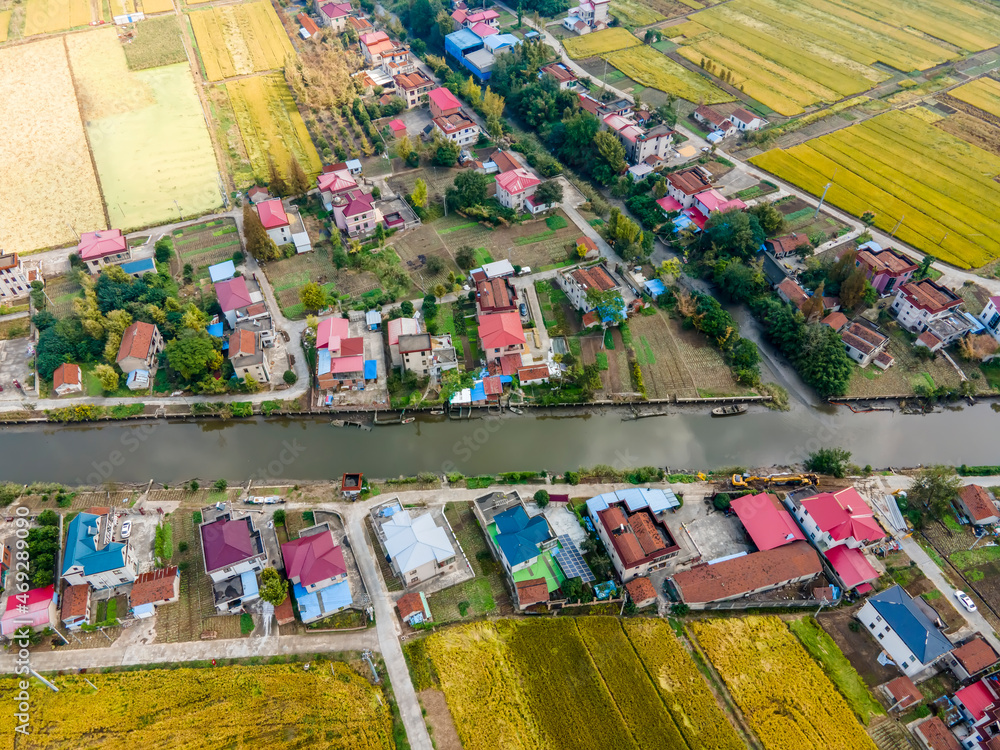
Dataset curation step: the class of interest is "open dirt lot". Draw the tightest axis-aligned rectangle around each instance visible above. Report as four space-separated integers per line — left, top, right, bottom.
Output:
418 689 463 750
818 606 900 688
628 310 697 399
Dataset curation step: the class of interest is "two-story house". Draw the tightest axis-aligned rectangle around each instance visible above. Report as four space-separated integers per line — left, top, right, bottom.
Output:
589 494 680 582
858 584 953 677
376 500 457 586
393 70 434 108
331 189 380 238
428 86 462 119
841 321 890 368
557 264 623 323
200 509 267 612
386 316 420 368
977 295 1000 343
855 242 918 295
229 327 270 384
432 110 480 147
602 114 673 165
281 524 352 624
317 169 358 211
115 321 164 375
214 276 254 329
665 167 713 209
477 311 526 364
62 512 137 589
398 333 433 377
566 0 610 31
360 31 407 67
0 253 33 301
495 168 541 212
890 278 975 345
77 229 133 274
257 199 311 253
319 1 352 31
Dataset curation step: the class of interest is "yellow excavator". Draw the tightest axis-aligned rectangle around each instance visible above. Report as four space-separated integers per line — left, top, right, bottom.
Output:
731 473 820 489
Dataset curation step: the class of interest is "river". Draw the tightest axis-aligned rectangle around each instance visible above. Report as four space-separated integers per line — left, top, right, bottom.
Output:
1 403 996 485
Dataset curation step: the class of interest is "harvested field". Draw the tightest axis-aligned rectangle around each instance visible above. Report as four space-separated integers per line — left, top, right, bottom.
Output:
226 74 322 185
67 28 221 231
949 77 1000 119
610 0 665 26
206 83 255 188
388 225 460 292
604 45 732 104
263 250 384 318
632 0 692 18
628 310 697 398
563 27 641 58
190 1 295 82
141 0 174 11
667 315 755 396
123 15 187 71
0 37 106 254
23 0 92 35
935 111 1000 157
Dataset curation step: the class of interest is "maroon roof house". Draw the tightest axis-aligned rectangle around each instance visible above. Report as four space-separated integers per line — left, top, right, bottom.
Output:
281 528 348 592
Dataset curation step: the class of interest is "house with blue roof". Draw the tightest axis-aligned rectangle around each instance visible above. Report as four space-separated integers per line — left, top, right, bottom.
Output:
62 512 137 590
858 584 954 677
446 27 521 81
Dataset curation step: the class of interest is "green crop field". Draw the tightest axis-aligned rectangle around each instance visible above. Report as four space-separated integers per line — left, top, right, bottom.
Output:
610 0 665 26
751 110 1000 269
604 45 733 103
563 27 641 58
670 0 1000 114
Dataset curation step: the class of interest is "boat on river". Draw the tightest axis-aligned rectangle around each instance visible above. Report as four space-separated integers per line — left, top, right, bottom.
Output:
711 404 748 417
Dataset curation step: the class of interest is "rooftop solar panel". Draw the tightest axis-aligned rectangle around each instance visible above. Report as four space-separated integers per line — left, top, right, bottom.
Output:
553 535 595 584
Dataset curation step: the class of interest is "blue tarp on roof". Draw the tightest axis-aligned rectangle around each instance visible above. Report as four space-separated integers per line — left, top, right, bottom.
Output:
240 571 259 599
493 506 552 567
586 488 680 518
364 359 377 379
63 513 128 576
119 257 156 276
868 584 953 663
645 279 666 298
207 323 224 338
209 260 236 283
319 580 353 611
469 381 486 402
317 348 332 376
446 28 482 51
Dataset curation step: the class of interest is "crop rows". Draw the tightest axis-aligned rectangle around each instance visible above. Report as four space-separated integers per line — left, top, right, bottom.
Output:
750 110 1000 268
24 0 92 36
691 616 879 750
604 45 733 104
950 77 1000 119
610 0 665 26
563 27 641 58
190 1 295 82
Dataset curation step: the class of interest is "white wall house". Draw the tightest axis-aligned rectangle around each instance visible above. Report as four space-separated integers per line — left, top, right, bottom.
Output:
494 168 541 212
61 512 138 590
978 296 1000 343
890 279 974 345
858 585 953 677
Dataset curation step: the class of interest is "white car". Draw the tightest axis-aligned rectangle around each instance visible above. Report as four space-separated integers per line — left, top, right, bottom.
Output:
120 520 131 539
955 590 977 612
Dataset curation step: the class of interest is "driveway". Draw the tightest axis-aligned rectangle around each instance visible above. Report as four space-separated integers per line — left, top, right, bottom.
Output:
0 337 34 400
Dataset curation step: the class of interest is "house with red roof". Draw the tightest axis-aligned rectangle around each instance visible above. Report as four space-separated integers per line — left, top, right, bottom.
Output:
229 326 270 384
199 509 267 612
693 105 737 136
625 576 658 608
317 169 358 210
594 502 681 582
957 484 1000 526
665 167 713 209
517 364 550 385
116 321 164 375
361 30 408 68
891 278 974 345
557 264 623 324
854 241 918 295
433 110 480 147
214 276 254 328
319 1 352 31
77 229 132 273
281 526 347 593
61 583 91 630
476 277 517 316
257 198 311 253
52 363 83 395
316 317 365 389
913 716 963 750
540 62 580 90
777 277 809 310
765 233 811 258
955 679 999 725
397 591 432 626
731 492 806 551
393 69 434 107
129 566 181 618
947 636 1000 682
478 311 526 363
730 107 767 132
428 86 462 118
331 189 380 238
692 188 746 219
387 317 420 367
0 585 56 637
298 12 319 36
495 168 542 213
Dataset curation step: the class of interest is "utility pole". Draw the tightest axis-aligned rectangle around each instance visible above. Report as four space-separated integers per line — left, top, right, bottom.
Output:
813 183 831 219
890 214 904 238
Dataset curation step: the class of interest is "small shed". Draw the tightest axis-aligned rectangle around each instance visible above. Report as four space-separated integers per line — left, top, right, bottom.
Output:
397 591 431 626
126 369 150 391
345 159 363 175
366 308 382 330
388 119 407 138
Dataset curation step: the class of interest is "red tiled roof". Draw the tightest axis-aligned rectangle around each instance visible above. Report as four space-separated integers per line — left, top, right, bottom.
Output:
516 578 549 607
483 375 503 396
666 167 712 196
582 310 600 328
257 199 288 229
229 328 257 358
130 566 179 606
730 107 758 125
625 576 657 605
956 680 997 722
730 492 805 551
298 13 319 34
317 316 350 350
916 331 943 349
470 21 497 36
478 312 525 349
53 363 81 390
577 236 598 252
959 485 998 522
491 150 520 173
428 87 461 112
116 321 158 362
338 336 364 357
952 637 999 675
77 229 126 261
275 595 295 625
320 2 351 19
541 62 576 83
317 169 357 195
517 365 549 382
915 717 962 750
397 592 425 620
215 277 252 312
656 196 683 213
825 545 878 588
778 278 808 308
857 247 918 276
389 118 407 132
342 189 375 218
61 584 89 619
822 312 848 331
885 675 922 709
672 540 822 604
281 531 346 587
899 278 961 313
495 168 541 196
497 352 523 376
348 15 372 31
694 105 730 127
393 71 432 90
841 322 887 356
570 265 617 292
799 488 885 543
478 278 516 312
767 234 809 255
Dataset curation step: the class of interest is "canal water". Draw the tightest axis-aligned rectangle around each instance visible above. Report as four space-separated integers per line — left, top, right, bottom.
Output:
1 403 996 485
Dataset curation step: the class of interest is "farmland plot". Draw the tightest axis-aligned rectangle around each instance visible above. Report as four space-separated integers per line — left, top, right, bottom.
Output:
226 74 322 185
692 616 879 750
610 0 665 26
190 1 295 81
123 15 188 71
751 110 1000 269
0 38 106 253
23 0 92 35
604 44 732 104
67 28 221 230
949 77 1000 119
0 10 10 41
563 27 640 58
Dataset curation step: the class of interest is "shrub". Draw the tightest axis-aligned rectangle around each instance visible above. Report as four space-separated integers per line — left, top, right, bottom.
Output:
214 479 228 492
230 402 253 418
534 490 550 508
283 370 297 385
240 613 255 635
192 511 202 524
273 509 286 526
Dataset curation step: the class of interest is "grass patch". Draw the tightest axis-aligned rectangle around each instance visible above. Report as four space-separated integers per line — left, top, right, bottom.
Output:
604 328 614 349
951 546 1000 570
596 351 609 370
472 247 494 265
437 221 479 235
789 616 884 725
545 214 568 230
514 229 556 246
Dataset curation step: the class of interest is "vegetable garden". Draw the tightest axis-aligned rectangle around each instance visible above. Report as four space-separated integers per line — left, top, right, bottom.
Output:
750 110 1000 268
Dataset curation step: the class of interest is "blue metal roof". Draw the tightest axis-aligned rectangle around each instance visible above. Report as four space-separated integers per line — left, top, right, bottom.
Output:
63 513 127 576
365 309 381 326
209 260 236 283
119 257 156 275
493 506 552 567
317 348 332 376
345 159 362 172
364 359 377 379
447 28 482 51
293 580 352 622
207 323 224 338
868 585 953 663
586 488 679 517
645 279 666 297
469 381 486 402
240 571 259 599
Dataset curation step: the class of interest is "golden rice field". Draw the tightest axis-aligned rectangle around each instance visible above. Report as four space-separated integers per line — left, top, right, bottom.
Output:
67 28 221 230
190 0 296 81
610 0 665 27
0 38 106 253
604 45 734 104
23 0 93 35
750 110 1000 269
671 0 1000 115
950 77 1000 119
0 10 10 41
563 27 640 59
0 661 395 749
140 0 175 12
424 617 743 750
692 616 877 750
227 74 322 186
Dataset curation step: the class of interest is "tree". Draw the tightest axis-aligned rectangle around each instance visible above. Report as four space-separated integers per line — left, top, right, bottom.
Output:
795 323 853 397
839 267 869 310
93 364 120 393
916 254 935 280
455 246 476 270
102 309 134 364
154 239 173 264
410 178 428 208
400 300 415 316
958 334 1000 362
433 283 447 299
432 136 460 166
534 489 550 507
243 203 279 262
592 130 627 185
747 202 785 235
861 211 876 227
267 156 288 197
829 248 857 284
166 332 222 382
259 567 288 606
714 259 764 304
800 281 826 322
36 327 73 380
181 304 209 332
426 255 445 274
447 170 491 210
214 478 228 491
660 258 681 278
700 209 764 261
586 287 626 325
300 282 327 313
805 447 852 478
283 369 297 384
533 180 563 207
397 135 414 163
908 466 962 520
288 157 309 196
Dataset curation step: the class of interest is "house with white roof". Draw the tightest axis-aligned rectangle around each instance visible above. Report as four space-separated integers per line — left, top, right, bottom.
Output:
374 500 457 585
565 0 609 33
495 168 543 213
858 584 953 677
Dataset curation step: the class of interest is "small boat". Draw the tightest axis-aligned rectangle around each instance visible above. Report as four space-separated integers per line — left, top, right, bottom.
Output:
401 417 415 424
711 404 748 417
429 410 444 416
508 407 523 415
